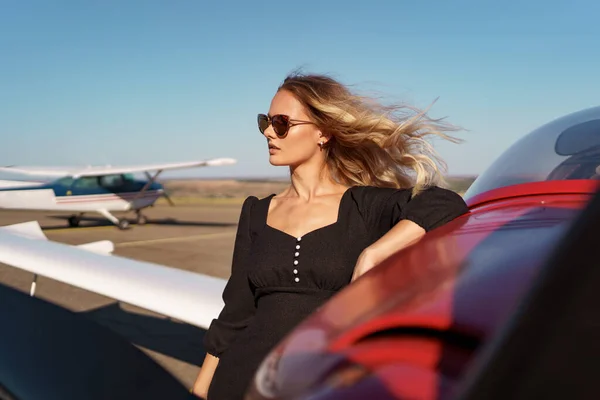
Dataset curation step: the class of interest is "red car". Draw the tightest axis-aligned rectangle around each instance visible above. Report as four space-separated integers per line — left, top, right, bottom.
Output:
246 106 600 399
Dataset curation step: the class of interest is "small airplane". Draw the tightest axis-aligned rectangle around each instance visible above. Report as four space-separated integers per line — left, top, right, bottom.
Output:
0 157 236 229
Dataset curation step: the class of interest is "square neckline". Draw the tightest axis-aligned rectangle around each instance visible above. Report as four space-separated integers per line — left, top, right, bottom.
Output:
264 187 352 240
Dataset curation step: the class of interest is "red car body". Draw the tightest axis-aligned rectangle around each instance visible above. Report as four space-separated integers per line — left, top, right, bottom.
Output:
246 106 600 399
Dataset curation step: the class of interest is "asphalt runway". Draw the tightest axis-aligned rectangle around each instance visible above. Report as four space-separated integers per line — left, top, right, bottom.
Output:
0 203 245 389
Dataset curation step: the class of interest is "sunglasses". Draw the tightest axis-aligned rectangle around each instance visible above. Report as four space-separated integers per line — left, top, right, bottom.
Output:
257 114 314 138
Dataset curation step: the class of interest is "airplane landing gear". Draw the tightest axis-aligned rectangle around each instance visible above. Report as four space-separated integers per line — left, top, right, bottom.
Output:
68 214 82 228
135 211 148 225
96 209 131 230
118 219 130 230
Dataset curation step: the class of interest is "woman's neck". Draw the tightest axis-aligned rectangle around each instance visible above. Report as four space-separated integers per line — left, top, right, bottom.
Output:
287 160 345 200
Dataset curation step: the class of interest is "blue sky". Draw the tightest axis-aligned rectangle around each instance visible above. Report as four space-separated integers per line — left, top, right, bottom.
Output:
1 0 598 178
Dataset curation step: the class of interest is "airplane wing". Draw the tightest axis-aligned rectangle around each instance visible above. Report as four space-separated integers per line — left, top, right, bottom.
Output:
0 222 227 329
0 157 237 178
0 166 73 177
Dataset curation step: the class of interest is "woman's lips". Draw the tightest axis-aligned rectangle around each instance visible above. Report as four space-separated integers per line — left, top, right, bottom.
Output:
268 143 280 154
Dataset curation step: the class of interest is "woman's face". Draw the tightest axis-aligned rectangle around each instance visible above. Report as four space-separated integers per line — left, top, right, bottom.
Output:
262 90 324 167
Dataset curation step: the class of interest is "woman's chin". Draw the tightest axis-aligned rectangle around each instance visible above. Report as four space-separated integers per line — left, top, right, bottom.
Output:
268 155 289 166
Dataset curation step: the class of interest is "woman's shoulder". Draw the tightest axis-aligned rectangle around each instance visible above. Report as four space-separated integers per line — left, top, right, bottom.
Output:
347 184 468 232
348 184 461 199
347 184 467 211
348 185 407 194
347 185 411 203
345 186 412 222
239 194 275 214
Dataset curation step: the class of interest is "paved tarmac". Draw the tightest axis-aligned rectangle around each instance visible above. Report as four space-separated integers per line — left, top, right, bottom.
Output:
0 203 245 389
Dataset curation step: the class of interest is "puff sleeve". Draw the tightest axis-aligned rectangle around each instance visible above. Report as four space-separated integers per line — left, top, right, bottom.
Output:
397 186 469 231
352 185 468 235
203 196 257 357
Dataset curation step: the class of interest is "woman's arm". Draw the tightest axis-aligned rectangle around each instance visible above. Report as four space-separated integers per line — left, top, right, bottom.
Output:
193 196 259 397
352 219 425 280
351 186 468 281
192 354 220 398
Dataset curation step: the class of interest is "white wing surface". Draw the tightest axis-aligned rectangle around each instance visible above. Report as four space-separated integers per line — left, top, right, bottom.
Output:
0 221 48 240
0 221 115 254
0 227 226 329
0 158 237 178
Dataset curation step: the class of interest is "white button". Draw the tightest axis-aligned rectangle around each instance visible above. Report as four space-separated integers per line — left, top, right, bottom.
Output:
297 237 302 241
294 252 300 257
295 277 300 282
296 245 300 250
294 260 299 265
293 269 298 274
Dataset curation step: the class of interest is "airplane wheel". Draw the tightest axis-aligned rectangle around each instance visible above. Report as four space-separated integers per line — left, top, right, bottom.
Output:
118 219 130 230
136 214 148 225
68 216 80 227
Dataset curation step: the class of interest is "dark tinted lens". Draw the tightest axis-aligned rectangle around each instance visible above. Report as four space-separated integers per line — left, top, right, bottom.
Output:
257 114 269 134
271 115 289 137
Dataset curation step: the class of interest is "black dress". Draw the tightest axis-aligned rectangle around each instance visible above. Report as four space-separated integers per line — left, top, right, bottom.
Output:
203 186 468 399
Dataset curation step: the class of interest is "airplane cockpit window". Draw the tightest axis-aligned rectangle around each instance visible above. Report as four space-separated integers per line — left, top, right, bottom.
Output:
73 177 100 189
53 177 75 188
99 175 124 188
464 107 600 200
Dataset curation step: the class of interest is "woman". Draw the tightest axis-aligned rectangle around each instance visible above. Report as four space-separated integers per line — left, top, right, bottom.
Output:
192 73 469 399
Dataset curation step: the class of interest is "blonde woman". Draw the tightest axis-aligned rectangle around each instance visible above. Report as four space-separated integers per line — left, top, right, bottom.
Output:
192 73 469 399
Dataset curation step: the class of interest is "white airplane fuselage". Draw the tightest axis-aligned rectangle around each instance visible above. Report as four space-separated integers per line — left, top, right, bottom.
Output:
0 187 163 212
0 176 165 228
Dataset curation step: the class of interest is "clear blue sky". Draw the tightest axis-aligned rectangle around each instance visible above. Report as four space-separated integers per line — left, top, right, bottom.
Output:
1 0 598 178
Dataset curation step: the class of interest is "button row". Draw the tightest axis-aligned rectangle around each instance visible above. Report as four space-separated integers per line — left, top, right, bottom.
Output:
294 236 301 283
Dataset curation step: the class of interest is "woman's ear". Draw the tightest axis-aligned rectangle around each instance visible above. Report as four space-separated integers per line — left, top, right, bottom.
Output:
318 132 332 145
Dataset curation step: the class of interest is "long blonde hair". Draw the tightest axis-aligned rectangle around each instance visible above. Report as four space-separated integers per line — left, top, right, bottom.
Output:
278 72 462 195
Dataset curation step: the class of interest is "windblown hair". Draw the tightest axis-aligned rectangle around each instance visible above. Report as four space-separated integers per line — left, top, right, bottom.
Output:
278 72 462 195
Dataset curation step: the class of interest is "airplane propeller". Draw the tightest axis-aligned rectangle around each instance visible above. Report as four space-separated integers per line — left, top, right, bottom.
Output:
161 189 175 206
141 171 175 206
